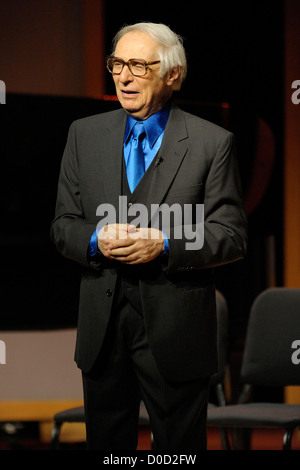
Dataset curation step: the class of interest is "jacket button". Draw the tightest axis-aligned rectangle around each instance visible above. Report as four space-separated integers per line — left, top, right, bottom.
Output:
106 289 113 297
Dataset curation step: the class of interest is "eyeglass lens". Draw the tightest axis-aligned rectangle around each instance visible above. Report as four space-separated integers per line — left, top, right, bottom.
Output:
108 59 147 76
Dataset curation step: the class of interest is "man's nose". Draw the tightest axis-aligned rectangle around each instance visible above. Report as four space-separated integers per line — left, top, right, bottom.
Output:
119 65 134 82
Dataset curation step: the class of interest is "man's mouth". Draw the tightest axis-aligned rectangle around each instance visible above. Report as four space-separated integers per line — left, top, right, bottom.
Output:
121 90 138 95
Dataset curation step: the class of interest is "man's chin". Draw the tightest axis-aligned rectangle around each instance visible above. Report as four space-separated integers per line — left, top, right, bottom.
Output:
118 97 155 120
122 105 146 120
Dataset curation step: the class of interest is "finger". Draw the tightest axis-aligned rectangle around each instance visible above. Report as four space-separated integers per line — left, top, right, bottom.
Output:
107 237 135 250
127 224 137 233
111 253 142 263
99 223 130 238
108 244 136 257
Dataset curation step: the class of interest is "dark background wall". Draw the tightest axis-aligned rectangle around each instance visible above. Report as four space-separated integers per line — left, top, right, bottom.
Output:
0 1 285 356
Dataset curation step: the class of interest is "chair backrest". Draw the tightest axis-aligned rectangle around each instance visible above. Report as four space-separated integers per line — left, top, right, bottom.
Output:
241 288 300 387
0 329 83 401
211 290 229 385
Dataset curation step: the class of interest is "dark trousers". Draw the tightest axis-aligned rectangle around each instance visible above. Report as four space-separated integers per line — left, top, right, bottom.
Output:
82 289 210 450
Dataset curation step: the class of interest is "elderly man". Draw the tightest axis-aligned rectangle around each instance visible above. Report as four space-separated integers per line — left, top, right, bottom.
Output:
51 22 247 450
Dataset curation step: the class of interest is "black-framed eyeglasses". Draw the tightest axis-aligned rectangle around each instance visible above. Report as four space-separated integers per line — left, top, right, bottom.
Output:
106 57 160 77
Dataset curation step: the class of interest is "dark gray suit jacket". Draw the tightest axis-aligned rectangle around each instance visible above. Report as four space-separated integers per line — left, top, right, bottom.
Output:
51 104 247 382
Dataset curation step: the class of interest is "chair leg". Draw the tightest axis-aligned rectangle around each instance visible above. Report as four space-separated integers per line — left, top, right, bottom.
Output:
283 427 294 450
51 422 63 450
232 428 251 450
219 428 231 450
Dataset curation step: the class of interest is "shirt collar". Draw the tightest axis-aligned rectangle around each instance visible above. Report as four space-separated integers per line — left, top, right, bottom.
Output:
124 102 171 148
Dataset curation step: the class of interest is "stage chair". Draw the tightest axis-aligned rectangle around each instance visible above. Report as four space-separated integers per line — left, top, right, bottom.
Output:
206 290 231 450
207 287 300 450
210 290 229 407
51 290 230 449
0 329 83 448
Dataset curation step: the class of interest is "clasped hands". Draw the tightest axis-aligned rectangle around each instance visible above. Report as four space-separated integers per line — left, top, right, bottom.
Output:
97 223 165 264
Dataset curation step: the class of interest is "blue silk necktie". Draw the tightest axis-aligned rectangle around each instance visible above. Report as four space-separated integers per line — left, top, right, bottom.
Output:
127 121 146 192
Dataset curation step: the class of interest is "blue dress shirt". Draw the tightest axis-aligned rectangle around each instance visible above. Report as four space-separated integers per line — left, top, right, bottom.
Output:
123 104 170 173
89 104 171 257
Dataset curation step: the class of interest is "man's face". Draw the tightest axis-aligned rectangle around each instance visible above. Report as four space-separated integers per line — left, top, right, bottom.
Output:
112 31 178 120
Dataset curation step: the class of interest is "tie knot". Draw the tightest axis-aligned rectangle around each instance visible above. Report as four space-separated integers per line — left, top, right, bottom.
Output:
132 122 145 141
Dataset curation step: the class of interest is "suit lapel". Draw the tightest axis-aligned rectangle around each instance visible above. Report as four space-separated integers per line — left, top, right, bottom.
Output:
100 105 188 225
134 105 189 223
101 109 127 216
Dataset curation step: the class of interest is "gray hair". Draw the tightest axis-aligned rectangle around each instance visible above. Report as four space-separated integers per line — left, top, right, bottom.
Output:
112 22 187 89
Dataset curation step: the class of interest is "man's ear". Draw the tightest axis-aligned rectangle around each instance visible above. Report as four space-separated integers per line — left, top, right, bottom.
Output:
166 66 181 90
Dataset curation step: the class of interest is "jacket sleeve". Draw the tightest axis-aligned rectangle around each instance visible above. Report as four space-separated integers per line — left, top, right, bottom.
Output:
50 122 97 268
166 132 247 273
